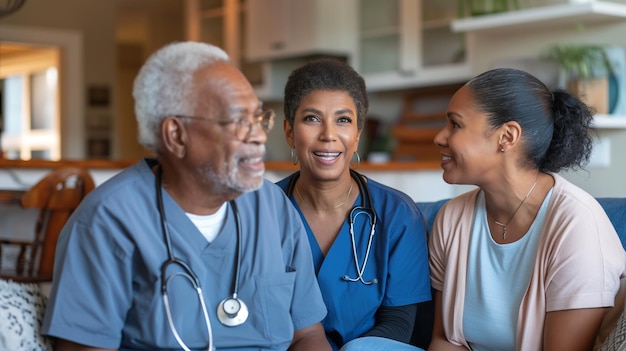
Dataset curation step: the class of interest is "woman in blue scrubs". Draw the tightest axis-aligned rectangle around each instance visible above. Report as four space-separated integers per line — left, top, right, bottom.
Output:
276 59 432 351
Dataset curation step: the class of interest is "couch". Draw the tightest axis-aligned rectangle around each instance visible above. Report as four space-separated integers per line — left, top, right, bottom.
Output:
412 197 626 350
0 198 625 351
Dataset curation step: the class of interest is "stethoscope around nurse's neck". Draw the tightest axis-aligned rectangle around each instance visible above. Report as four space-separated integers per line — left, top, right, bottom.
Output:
286 169 379 285
155 166 248 351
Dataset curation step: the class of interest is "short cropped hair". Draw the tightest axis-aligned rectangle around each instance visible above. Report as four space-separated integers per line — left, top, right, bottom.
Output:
132 41 230 153
283 58 368 130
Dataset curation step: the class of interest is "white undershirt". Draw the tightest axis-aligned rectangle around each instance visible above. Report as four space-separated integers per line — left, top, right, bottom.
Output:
185 202 228 243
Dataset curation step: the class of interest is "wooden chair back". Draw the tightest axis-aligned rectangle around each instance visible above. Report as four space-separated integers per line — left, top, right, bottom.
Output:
0 167 95 282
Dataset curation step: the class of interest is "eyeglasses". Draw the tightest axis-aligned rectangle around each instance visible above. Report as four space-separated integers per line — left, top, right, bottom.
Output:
175 108 275 140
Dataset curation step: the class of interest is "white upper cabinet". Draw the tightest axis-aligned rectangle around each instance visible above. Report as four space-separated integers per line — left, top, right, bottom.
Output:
358 0 472 92
185 0 272 97
245 0 358 61
358 0 419 77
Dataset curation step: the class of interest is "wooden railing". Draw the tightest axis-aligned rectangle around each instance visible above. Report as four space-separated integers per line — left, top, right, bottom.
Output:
0 159 136 169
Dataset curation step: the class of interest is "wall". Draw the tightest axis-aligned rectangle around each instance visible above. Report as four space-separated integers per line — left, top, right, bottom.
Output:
0 0 184 161
114 2 184 160
2 2 624 198
0 0 117 88
467 21 626 197
0 0 117 159
561 129 626 197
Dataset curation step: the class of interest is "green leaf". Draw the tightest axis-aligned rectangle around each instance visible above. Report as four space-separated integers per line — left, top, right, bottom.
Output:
542 44 614 79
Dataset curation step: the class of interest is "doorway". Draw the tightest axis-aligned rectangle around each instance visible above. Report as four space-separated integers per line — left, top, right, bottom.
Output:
0 25 84 159
0 43 60 160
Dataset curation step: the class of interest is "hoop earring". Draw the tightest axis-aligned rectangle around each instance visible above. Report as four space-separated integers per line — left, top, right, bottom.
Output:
352 151 361 169
291 148 298 165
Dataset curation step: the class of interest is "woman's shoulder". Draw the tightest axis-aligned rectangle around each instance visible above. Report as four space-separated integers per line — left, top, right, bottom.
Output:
365 176 416 208
549 173 607 218
439 188 480 215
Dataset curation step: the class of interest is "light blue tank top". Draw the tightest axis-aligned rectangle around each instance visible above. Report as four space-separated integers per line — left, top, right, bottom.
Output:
463 189 553 351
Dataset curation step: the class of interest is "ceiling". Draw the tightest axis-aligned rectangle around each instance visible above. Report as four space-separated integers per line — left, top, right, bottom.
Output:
0 0 27 19
0 0 184 59
0 42 46 60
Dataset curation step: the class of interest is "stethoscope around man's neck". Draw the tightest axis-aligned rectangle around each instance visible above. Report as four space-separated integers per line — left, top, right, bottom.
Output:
155 166 248 351
286 169 379 285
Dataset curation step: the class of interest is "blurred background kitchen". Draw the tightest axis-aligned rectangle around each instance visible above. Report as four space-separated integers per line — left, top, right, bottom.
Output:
1 0 626 199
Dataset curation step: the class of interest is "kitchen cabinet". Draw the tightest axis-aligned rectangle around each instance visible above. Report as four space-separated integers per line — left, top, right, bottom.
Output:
245 0 358 62
184 0 277 99
358 0 419 77
185 0 241 65
358 0 472 92
185 0 352 101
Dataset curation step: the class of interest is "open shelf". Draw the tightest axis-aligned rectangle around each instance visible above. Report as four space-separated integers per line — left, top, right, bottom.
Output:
364 63 472 92
593 115 626 129
452 1 626 33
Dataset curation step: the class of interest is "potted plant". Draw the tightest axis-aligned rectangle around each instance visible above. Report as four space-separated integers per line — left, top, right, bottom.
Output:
544 44 614 114
458 0 520 17
361 118 394 164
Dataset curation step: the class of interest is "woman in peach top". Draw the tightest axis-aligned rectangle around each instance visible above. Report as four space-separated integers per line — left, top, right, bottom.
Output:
429 67 625 351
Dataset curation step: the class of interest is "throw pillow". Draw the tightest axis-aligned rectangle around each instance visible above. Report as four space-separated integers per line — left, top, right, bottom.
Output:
600 308 626 351
0 279 53 351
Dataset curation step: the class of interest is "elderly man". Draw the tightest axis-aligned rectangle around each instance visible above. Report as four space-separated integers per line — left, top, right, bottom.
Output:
42 41 330 351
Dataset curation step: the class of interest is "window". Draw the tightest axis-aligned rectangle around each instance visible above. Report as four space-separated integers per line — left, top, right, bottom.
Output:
0 44 60 160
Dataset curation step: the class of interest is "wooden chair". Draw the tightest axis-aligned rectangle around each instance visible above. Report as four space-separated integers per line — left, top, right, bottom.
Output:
0 167 95 282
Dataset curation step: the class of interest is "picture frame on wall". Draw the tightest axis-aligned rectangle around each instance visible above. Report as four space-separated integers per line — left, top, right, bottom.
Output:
87 85 110 108
87 138 110 159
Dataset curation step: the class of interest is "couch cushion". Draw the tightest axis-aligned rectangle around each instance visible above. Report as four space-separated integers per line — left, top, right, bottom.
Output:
415 199 449 236
0 279 53 351
596 198 626 248
595 198 626 350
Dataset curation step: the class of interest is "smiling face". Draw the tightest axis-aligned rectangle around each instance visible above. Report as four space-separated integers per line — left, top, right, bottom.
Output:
285 90 361 182
433 85 502 186
182 62 267 194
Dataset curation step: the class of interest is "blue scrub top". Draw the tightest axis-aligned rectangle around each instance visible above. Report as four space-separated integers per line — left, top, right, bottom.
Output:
277 173 431 349
42 159 326 350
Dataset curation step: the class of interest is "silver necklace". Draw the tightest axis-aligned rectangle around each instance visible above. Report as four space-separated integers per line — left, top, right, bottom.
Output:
489 174 539 240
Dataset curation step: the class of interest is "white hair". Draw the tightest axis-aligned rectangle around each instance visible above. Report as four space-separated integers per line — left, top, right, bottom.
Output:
132 41 230 153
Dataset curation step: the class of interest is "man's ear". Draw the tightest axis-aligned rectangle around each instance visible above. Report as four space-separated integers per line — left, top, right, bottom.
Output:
161 117 187 158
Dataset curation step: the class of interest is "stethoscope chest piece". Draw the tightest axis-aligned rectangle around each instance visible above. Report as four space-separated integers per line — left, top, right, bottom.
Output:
217 296 249 327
